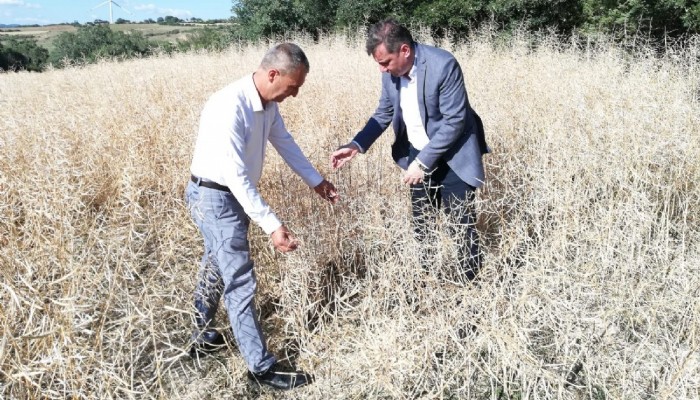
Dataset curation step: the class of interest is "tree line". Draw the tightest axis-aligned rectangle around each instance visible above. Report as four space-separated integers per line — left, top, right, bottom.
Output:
2 0 699 72
0 23 233 72
230 0 700 39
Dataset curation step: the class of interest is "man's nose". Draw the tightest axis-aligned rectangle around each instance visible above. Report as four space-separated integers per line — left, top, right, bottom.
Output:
379 65 388 73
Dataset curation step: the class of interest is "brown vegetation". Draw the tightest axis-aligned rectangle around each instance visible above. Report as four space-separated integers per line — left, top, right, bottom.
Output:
1 32 699 399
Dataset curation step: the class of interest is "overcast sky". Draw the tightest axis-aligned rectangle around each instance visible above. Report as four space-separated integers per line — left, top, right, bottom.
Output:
0 0 233 25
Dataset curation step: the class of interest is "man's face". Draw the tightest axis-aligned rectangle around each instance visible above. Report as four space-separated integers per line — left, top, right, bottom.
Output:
372 42 412 77
270 67 306 103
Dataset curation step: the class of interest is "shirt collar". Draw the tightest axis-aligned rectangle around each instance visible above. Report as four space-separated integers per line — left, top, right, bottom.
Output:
245 73 265 112
407 64 417 80
403 44 420 81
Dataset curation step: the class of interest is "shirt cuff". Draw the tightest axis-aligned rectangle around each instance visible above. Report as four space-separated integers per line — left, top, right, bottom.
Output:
302 172 324 189
351 140 365 154
259 214 283 235
413 158 436 174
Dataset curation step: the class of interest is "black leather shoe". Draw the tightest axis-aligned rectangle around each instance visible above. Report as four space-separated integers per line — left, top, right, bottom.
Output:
189 334 227 359
247 363 313 390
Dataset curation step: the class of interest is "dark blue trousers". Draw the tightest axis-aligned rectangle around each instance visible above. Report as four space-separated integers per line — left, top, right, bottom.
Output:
408 147 481 281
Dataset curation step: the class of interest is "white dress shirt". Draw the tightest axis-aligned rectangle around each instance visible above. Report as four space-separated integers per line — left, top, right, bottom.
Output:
399 65 430 150
190 74 323 234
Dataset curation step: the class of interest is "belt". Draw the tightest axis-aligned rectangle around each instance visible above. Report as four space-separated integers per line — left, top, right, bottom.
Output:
190 175 231 193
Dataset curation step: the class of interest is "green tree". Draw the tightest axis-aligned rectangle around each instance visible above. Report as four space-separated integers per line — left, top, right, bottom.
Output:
161 16 182 25
232 0 341 39
232 0 300 38
410 0 488 36
49 25 152 66
334 0 415 27
684 2 700 31
228 0 700 42
473 0 586 34
0 37 48 71
0 42 23 71
582 0 699 36
177 27 235 51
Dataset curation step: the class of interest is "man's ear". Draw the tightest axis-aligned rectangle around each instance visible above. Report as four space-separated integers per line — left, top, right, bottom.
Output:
267 68 280 82
400 43 412 58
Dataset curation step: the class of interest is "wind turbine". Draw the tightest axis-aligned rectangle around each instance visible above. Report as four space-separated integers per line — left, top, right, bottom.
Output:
92 0 131 24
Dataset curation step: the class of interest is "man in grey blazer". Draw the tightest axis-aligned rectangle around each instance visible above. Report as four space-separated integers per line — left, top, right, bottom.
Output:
331 18 488 280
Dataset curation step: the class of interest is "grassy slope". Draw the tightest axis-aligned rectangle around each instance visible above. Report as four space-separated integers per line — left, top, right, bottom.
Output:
0 23 206 51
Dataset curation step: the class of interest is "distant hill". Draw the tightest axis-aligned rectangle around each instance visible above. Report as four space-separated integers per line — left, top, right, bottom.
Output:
1 24 22 28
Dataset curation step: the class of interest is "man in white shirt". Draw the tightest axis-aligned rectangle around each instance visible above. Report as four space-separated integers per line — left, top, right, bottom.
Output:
331 19 488 281
186 43 338 390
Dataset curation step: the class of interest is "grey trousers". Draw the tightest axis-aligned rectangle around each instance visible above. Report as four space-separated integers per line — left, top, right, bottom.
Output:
185 181 276 373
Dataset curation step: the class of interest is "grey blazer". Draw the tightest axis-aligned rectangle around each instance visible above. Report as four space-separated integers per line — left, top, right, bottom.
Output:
353 43 488 188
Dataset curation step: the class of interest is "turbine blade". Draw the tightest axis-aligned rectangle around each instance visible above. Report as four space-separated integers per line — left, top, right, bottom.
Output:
111 1 132 15
91 0 110 10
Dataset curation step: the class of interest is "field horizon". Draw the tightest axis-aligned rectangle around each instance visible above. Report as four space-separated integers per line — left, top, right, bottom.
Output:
0 23 213 51
1 31 699 399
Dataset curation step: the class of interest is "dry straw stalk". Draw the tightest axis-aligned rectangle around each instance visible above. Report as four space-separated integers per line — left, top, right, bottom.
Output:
1 32 699 399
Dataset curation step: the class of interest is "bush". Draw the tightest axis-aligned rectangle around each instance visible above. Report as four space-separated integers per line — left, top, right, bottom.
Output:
0 37 48 72
158 16 182 25
49 25 153 67
176 27 235 51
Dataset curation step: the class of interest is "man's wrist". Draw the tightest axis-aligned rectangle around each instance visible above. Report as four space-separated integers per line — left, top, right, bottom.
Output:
349 141 364 153
412 159 432 174
336 142 360 153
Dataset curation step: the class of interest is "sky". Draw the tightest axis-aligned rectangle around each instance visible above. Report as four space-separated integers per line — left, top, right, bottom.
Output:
0 0 233 25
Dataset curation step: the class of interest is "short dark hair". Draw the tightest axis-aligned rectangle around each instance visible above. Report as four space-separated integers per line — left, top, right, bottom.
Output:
260 43 310 74
365 18 414 56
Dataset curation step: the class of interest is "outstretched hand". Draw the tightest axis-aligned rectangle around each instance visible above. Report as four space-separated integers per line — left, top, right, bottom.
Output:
403 160 425 185
271 225 298 253
330 143 360 170
314 179 339 204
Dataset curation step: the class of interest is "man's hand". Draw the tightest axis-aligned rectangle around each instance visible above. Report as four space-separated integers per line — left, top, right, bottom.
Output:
330 142 360 169
271 225 298 253
314 179 340 204
403 160 425 185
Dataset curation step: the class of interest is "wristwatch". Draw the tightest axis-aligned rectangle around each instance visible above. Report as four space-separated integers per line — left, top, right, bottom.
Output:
413 159 433 175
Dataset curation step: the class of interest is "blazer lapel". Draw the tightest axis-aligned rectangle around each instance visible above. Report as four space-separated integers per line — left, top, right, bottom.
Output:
415 45 428 133
391 75 402 127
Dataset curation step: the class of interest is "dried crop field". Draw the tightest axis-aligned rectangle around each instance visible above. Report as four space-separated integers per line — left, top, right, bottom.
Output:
1 32 699 399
